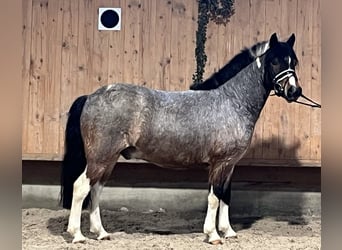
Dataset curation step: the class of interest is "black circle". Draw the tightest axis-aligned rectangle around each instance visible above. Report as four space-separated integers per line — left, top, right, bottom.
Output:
100 10 119 29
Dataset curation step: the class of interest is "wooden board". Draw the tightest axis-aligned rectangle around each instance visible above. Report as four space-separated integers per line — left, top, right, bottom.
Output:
22 0 321 166
22 0 33 154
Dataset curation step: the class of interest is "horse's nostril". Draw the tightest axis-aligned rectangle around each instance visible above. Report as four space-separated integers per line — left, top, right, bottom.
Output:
297 87 302 96
294 87 302 98
288 86 302 100
288 86 295 94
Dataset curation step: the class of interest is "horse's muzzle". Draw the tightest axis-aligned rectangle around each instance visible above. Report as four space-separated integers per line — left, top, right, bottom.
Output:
286 86 302 102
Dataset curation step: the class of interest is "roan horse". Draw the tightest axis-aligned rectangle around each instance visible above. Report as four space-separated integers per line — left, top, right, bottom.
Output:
61 33 302 244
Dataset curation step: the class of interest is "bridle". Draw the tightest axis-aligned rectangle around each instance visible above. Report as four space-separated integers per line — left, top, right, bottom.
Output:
271 68 321 108
272 68 297 97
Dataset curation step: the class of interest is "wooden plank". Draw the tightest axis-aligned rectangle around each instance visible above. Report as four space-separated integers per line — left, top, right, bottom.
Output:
77 0 95 94
231 0 250 57
90 0 111 90
184 0 196 88
122 0 142 85
108 0 125 85
168 0 195 91
43 0 63 155
310 0 321 160
262 0 281 159
154 0 172 90
22 153 62 161
295 0 313 160
38 0 49 153
59 0 80 156
22 0 33 154
140 0 157 89
249 0 266 44
278 0 298 160
27 0 49 154
169 0 181 90
180 0 195 90
245 0 266 159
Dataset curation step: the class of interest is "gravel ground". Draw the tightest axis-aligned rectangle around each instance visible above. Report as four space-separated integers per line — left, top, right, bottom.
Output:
22 208 320 250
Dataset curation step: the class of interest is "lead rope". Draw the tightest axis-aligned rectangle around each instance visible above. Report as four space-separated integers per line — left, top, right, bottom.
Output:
270 92 321 108
294 93 321 108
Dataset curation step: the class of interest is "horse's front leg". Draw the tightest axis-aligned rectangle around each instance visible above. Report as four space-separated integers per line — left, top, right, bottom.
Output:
203 185 222 244
218 200 237 238
218 174 237 238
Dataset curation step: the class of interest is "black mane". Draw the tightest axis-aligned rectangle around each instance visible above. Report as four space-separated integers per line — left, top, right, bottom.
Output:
190 41 269 90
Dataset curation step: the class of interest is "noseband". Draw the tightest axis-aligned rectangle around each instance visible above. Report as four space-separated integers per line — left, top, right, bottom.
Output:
271 68 321 108
272 68 297 97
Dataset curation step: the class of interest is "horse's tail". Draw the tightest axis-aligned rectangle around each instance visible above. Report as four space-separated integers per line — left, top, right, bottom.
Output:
60 95 90 209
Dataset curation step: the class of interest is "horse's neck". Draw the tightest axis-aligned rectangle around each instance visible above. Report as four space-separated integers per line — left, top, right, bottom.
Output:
218 60 271 122
213 51 254 86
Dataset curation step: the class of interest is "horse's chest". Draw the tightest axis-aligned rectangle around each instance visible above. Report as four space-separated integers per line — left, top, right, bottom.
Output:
210 124 254 157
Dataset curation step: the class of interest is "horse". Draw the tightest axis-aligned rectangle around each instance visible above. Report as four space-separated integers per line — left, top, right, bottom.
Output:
60 33 302 244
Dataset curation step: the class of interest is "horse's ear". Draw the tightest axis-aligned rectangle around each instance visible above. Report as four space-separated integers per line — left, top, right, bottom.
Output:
269 33 278 48
286 33 296 47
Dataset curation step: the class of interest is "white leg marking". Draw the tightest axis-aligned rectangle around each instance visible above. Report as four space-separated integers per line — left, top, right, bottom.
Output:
90 183 110 240
203 186 221 244
256 57 261 68
218 200 237 238
67 166 91 243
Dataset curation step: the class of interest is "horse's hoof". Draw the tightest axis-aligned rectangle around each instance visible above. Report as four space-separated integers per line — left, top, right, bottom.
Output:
224 230 237 239
225 234 238 239
72 236 86 243
210 239 223 245
97 233 111 240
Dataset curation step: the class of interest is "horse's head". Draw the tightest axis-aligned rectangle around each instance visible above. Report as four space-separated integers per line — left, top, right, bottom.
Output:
264 33 302 102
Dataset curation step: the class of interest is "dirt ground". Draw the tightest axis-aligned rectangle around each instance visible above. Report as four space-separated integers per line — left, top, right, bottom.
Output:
22 208 320 250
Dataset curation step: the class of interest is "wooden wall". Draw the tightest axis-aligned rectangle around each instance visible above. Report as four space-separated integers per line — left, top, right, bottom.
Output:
22 0 321 166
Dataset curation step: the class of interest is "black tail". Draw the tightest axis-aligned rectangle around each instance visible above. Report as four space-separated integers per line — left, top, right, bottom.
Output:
60 95 90 209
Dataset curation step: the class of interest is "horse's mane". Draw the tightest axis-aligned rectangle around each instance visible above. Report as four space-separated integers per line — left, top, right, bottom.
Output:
190 41 269 90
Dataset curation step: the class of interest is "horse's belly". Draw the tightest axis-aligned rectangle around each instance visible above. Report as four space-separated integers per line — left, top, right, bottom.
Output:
120 146 208 169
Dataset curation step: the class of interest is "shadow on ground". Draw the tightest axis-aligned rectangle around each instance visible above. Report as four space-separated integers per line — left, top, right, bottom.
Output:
47 209 268 243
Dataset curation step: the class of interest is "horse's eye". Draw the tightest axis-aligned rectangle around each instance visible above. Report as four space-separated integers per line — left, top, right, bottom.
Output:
293 59 298 67
271 58 279 66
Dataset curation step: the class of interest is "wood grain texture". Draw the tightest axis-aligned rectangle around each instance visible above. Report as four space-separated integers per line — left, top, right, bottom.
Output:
22 0 321 166
22 0 33 154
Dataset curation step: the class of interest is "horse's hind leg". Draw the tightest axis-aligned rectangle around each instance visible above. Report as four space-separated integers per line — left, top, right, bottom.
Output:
87 153 120 240
67 166 91 243
89 181 110 240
